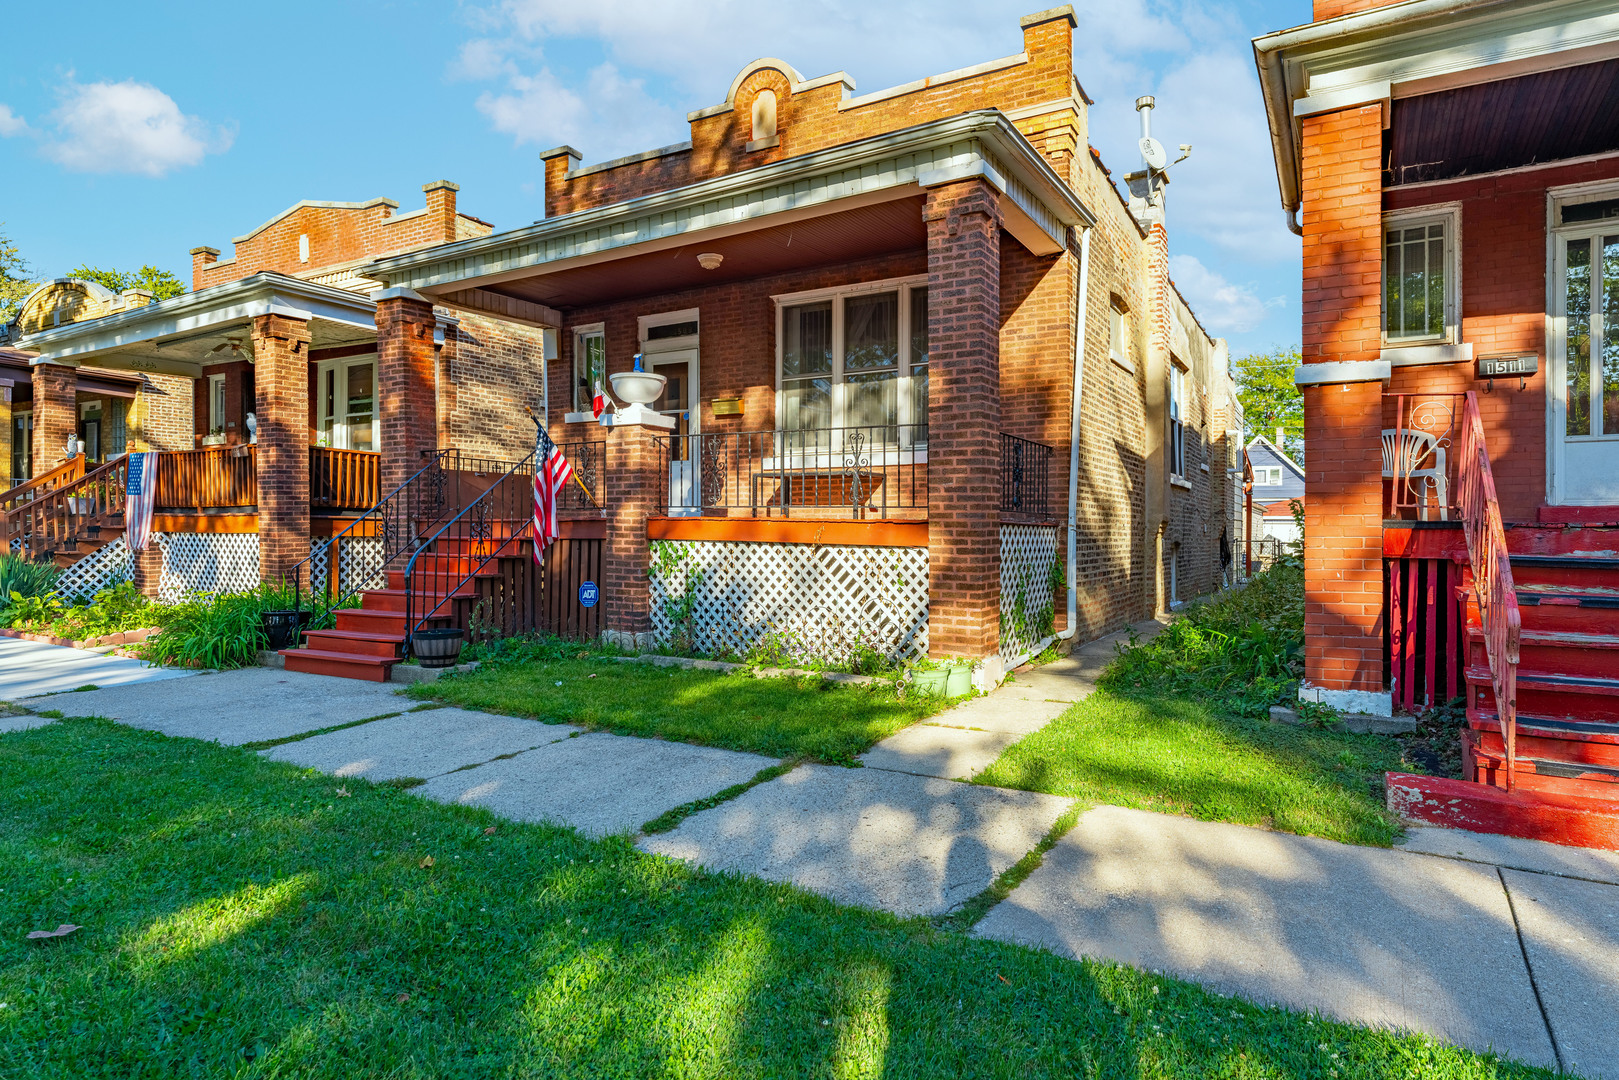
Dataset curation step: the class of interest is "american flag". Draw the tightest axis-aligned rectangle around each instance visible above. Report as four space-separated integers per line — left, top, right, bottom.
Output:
125 452 156 552
531 425 574 562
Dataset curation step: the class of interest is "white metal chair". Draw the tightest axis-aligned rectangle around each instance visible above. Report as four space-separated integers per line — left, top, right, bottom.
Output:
1382 428 1448 520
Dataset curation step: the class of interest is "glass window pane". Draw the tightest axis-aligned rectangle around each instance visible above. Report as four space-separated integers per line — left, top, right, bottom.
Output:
781 378 831 431
782 302 832 377
911 368 929 442
1604 236 1619 435
1385 234 1401 336
845 370 897 430
1426 236 1446 337
909 288 928 367
1568 238 1592 436
1386 222 1447 340
843 292 898 371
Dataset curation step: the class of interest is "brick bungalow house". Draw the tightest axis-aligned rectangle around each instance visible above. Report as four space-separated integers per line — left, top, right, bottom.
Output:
7 5 1243 688
1254 0 1619 842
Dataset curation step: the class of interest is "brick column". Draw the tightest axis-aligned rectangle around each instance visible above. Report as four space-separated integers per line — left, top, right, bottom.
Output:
252 313 311 584
131 543 164 600
30 362 79 478
1299 103 1388 712
602 423 661 648
923 177 1002 664
374 289 439 491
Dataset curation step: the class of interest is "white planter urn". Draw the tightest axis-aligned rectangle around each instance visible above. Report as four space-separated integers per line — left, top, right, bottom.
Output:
605 371 676 430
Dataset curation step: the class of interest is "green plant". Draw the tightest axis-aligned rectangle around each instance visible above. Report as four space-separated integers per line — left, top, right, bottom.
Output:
1 591 65 629
139 585 338 670
0 552 60 607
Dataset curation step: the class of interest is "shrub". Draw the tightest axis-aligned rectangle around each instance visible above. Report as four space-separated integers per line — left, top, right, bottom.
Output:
0 553 61 606
1 581 159 639
140 585 341 670
1100 562 1304 716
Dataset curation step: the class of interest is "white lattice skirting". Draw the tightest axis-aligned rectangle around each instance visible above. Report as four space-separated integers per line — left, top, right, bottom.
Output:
158 532 261 603
1000 524 1059 666
648 540 929 664
57 536 134 601
306 535 386 596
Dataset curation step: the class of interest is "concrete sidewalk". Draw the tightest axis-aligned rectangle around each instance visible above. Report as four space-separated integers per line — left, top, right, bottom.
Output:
7 634 1618 1074
0 636 197 701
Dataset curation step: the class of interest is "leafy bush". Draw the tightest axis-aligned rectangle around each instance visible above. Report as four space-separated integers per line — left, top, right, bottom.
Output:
1100 562 1304 716
0 553 60 607
139 586 341 670
1 581 159 639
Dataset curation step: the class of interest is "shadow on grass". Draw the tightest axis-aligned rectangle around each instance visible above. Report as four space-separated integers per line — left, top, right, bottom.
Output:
0 718 1550 1078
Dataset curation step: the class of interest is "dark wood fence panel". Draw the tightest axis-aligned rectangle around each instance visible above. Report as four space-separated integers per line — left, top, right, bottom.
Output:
542 538 602 640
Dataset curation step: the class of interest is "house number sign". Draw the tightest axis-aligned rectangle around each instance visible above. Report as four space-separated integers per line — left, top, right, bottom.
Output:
578 581 599 608
1477 355 1537 379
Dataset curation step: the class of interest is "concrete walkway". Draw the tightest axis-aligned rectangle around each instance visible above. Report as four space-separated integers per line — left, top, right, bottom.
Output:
5 633 1617 1075
0 636 197 701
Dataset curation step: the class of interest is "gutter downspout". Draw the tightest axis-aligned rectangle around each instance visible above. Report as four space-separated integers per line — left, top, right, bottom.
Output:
1058 224 1093 640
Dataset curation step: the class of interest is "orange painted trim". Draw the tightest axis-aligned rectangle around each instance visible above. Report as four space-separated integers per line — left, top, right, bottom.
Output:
646 516 927 547
153 513 258 534
310 515 379 538
559 518 606 540
1382 523 1466 561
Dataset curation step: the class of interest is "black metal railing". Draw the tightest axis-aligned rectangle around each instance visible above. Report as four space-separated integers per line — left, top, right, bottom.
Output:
559 439 606 511
286 448 529 623
1000 432 1053 519
655 424 928 519
402 452 538 651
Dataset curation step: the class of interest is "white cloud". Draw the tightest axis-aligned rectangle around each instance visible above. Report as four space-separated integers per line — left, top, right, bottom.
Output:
450 38 522 82
0 105 27 137
1169 254 1283 334
476 62 681 154
40 80 232 177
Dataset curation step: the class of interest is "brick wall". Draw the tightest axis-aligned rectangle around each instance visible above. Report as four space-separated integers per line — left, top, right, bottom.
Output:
442 313 551 460
1300 103 1386 697
129 373 194 453
29 363 76 478
925 177 1003 660
543 11 1078 218
251 314 311 584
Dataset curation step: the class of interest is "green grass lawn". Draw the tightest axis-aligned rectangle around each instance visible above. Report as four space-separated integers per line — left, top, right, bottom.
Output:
975 690 1409 847
0 719 1546 1079
410 656 942 765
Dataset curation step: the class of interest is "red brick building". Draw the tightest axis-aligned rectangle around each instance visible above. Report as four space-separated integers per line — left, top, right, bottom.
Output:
1255 0 1619 841
6 5 1244 689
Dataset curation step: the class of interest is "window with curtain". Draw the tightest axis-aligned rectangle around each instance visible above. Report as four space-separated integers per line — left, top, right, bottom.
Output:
776 278 928 436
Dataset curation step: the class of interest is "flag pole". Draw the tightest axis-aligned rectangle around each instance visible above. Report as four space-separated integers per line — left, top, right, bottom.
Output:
525 405 600 508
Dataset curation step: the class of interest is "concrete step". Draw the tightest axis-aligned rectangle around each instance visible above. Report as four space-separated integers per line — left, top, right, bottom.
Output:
1387 770 1619 849
301 629 404 659
280 648 395 682
362 587 476 614
333 608 449 636
1466 733 1619 800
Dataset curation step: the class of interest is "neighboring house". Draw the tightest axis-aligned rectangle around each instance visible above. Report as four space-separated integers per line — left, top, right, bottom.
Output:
1254 0 1619 837
1245 433 1304 544
8 5 1241 689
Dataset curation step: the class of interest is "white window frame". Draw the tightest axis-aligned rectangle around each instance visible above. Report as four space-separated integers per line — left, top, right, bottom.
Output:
566 323 607 422
637 308 700 355
772 274 928 463
314 355 379 451
1169 359 1187 481
1382 204 1461 347
1108 299 1135 372
207 373 227 434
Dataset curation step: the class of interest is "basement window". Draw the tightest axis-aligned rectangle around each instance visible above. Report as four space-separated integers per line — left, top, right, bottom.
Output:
1383 206 1459 345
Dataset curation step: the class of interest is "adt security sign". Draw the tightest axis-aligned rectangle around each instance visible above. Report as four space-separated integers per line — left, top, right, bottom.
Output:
578 581 599 608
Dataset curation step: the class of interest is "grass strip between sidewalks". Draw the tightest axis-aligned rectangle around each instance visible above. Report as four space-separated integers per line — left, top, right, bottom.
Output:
0 718 1548 1079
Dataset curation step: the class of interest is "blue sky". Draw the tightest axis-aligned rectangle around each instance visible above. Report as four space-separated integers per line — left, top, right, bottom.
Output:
0 0 1311 359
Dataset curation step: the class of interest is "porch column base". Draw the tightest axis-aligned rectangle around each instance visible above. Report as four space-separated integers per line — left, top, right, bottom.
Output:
1298 683 1393 718
130 541 163 600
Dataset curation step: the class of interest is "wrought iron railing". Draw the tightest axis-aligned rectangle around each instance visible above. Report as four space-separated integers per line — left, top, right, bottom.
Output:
1382 394 1461 520
402 452 537 651
559 439 606 512
655 424 928 519
1000 432 1053 519
1 455 128 559
1457 390 1521 790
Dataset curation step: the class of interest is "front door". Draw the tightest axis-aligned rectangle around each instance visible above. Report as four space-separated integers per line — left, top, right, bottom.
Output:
316 356 378 452
648 351 698 513
1551 224 1619 504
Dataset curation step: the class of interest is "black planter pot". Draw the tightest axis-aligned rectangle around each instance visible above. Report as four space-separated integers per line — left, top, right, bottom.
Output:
261 610 303 650
412 628 466 668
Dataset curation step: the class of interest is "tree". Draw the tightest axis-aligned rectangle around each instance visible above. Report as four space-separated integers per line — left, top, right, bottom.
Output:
66 263 186 301
1235 345 1304 462
0 225 37 325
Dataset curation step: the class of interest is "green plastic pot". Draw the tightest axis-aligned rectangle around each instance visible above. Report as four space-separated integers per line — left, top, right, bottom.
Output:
911 662 973 697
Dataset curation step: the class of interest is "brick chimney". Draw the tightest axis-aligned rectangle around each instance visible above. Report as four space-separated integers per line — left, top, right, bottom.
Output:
423 181 460 243
189 246 220 291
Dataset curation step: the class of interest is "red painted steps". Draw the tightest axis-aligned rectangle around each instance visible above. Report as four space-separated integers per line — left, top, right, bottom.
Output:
1387 772 1619 850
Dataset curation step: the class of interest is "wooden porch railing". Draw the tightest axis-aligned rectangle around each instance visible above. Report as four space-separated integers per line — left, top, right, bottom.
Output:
154 447 258 511
1457 390 1521 789
1 455 128 559
310 447 380 510
0 454 86 516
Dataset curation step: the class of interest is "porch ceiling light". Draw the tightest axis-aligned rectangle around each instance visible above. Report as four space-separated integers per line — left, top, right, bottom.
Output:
696 252 724 270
